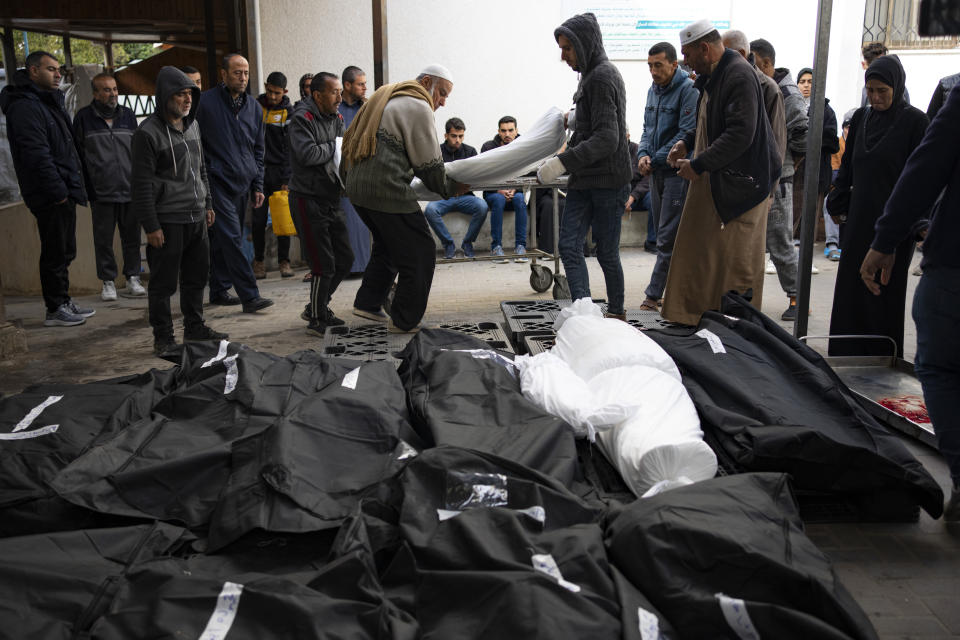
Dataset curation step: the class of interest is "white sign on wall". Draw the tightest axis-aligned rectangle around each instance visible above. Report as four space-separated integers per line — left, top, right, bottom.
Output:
562 0 733 60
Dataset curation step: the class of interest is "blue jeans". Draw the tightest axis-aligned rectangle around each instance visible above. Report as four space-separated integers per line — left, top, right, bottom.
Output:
642 192 656 245
912 266 960 486
485 191 528 250
424 195 488 248
645 170 688 300
558 185 629 314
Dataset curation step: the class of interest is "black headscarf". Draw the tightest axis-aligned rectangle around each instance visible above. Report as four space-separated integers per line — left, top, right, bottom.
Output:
863 55 907 147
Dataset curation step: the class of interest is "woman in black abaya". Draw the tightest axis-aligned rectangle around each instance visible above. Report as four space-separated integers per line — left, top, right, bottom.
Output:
828 56 928 356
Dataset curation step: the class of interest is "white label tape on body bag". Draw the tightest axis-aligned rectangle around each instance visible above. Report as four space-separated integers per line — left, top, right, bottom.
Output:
716 592 760 640
13 395 62 432
531 553 581 593
341 366 361 390
199 581 244 640
201 340 231 368
637 606 661 640
0 424 60 440
696 329 726 354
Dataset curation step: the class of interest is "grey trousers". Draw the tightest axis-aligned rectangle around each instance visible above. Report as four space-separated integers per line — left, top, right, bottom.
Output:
767 181 798 298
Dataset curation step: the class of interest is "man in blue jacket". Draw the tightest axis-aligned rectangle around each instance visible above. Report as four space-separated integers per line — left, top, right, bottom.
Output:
196 53 273 313
0 50 95 327
636 41 697 313
860 83 960 521
74 72 144 302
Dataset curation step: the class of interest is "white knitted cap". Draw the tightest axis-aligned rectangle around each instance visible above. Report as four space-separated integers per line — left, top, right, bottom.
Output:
419 64 453 83
679 19 717 46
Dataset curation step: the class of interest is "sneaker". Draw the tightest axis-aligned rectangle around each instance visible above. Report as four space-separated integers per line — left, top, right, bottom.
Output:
443 243 456 260
153 337 180 357
184 325 229 342
387 317 420 333
306 319 327 337
302 272 313 283
491 246 509 263
353 306 388 322
322 307 346 326
945 485 960 522
824 245 841 261
242 296 274 313
127 275 146 296
43 304 86 327
279 260 294 278
68 300 95 318
781 297 797 321
811 263 819 274
913 264 923 277
252 260 266 280
101 281 117 301
765 258 776 275
210 293 242 306
461 242 475 259
513 245 529 263
643 241 658 254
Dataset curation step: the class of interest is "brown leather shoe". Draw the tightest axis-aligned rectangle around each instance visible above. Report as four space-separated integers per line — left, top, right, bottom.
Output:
604 312 627 322
279 260 294 278
252 260 266 280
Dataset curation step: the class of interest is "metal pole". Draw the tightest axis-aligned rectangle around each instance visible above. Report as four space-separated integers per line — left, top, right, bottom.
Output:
1 28 17 79
204 0 218 85
103 40 114 70
794 0 833 339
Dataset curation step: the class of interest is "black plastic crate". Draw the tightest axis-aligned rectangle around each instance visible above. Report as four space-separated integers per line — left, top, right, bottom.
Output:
321 322 513 365
506 316 557 346
500 299 607 322
625 309 676 331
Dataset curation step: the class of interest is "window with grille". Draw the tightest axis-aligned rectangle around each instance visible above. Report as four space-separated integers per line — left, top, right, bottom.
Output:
863 0 960 49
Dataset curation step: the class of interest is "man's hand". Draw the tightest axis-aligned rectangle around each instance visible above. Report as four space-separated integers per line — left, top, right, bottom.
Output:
667 141 688 167
675 159 698 181
206 209 215 227
498 189 515 198
253 191 265 208
147 229 165 248
860 248 896 296
454 182 471 196
537 156 566 184
638 155 652 176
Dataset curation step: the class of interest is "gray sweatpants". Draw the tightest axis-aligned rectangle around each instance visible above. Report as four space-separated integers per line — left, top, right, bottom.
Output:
767 181 798 298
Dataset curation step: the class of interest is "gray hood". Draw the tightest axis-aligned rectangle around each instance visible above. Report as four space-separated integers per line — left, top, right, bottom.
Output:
154 66 201 127
554 12 608 76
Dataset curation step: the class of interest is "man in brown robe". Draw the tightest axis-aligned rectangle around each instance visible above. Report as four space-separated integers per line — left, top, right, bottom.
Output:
661 20 782 326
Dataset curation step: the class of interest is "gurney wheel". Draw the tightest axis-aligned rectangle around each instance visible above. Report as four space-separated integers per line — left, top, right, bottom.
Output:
552 274 571 300
530 265 553 293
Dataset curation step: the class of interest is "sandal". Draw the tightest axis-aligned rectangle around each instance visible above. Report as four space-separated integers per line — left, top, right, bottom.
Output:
639 299 660 312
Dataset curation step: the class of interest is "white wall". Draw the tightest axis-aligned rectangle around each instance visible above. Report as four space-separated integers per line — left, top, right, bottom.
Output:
261 0 955 149
259 0 374 100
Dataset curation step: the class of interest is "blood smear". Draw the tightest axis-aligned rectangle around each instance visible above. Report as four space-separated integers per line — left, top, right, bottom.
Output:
878 395 930 424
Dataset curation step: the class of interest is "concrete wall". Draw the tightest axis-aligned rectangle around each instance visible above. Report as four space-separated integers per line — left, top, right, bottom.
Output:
0 201 104 296
258 0 374 99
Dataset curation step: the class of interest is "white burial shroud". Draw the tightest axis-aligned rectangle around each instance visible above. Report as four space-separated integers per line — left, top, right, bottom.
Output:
410 107 567 200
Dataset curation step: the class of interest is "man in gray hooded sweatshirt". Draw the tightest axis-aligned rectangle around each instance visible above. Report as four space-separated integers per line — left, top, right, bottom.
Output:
540 12 633 320
131 66 227 356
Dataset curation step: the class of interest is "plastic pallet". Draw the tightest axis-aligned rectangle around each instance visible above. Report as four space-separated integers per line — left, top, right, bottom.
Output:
500 299 608 321
523 334 556 355
321 322 513 365
624 309 676 332
506 316 557 345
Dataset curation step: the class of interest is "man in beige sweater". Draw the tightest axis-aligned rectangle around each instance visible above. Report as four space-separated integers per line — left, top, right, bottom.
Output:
341 64 464 332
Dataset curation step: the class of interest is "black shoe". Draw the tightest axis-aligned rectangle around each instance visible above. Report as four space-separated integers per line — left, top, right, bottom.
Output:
242 296 274 313
153 337 180 356
323 307 346 326
184 325 229 342
306 319 327 337
301 303 312 322
210 293 241 306
353 306 388 322
781 298 797 321
644 241 658 254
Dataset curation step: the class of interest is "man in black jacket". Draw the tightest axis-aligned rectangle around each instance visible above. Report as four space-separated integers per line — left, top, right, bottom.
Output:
662 20 781 326
74 72 144 301
251 71 293 279
0 50 94 327
540 12 633 320
131 66 227 356
425 117 488 259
